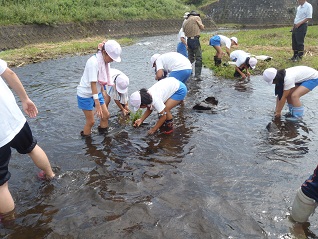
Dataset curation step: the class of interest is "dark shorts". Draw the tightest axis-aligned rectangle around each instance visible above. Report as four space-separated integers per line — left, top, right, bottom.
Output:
0 122 37 186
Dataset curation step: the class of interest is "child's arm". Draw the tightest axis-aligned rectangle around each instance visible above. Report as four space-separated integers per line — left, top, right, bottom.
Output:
114 100 130 115
134 108 152 127
148 110 167 135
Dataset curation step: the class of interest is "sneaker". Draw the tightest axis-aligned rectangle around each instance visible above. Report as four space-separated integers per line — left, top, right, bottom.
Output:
292 56 300 62
162 121 174 134
285 115 302 122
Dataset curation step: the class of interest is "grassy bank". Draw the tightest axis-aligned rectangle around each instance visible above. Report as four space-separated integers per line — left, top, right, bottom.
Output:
0 0 215 25
1 26 318 77
201 25 318 78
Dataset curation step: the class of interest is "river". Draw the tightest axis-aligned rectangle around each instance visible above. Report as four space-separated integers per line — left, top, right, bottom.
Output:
1 33 318 239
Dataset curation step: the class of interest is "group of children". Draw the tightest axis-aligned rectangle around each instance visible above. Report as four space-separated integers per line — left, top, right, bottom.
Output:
77 40 191 136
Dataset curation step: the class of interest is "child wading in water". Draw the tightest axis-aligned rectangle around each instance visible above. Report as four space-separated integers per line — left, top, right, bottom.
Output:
130 77 187 135
77 40 122 136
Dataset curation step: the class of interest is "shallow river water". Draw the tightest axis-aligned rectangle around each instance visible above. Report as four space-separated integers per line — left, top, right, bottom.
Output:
1 34 318 239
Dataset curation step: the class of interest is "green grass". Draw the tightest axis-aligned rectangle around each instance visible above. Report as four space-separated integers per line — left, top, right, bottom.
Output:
0 0 202 25
201 25 318 78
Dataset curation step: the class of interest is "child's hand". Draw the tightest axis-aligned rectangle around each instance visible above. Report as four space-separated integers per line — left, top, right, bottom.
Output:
147 128 156 135
133 119 142 127
95 105 103 118
122 108 130 116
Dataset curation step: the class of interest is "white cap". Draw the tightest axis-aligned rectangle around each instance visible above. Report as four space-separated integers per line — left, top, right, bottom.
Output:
248 57 257 69
263 68 277 85
183 12 190 19
115 73 129 94
130 91 141 111
150 54 160 67
104 40 122 62
230 37 238 45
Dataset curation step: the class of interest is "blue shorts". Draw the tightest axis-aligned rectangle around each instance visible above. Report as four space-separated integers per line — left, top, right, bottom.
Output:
169 69 192 83
298 78 318 91
209 35 221 46
77 93 105 110
170 82 187 101
177 42 188 58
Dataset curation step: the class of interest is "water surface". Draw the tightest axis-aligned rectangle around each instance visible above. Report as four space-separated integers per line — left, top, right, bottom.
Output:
1 34 318 239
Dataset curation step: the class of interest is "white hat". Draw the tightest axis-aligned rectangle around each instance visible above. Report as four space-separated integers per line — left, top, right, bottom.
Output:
130 91 141 111
230 37 238 45
248 57 257 69
150 54 160 67
263 68 277 85
183 12 190 19
115 73 129 94
104 40 122 62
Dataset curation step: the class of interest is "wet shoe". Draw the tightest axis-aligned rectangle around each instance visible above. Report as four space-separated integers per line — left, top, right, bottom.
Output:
285 115 303 122
80 131 91 138
97 126 108 135
162 120 174 134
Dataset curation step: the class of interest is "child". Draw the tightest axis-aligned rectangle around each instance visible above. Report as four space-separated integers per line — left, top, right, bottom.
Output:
150 52 192 83
77 40 122 136
129 77 187 135
230 50 257 79
176 12 189 58
0 59 55 224
209 34 238 66
263 66 318 120
104 68 130 116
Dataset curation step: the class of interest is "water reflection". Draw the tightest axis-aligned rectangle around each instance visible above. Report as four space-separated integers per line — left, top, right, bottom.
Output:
265 118 310 161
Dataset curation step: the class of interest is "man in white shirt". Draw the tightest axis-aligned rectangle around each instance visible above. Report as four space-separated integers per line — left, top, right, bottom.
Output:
290 0 313 61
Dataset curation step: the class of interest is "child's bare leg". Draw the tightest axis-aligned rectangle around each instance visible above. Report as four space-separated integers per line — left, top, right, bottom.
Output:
83 110 95 135
28 145 55 179
100 104 110 128
0 182 14 214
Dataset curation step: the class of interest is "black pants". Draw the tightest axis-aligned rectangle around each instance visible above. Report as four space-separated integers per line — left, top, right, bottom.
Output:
292 23 308 57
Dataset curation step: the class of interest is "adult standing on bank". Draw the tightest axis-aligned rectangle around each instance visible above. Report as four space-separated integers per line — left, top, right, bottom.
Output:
177 12 189 58
0 59 55 224
290 0 313 62
183 10 204 80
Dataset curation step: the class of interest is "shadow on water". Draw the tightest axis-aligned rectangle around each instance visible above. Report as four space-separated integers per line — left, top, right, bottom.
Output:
2 33 318 238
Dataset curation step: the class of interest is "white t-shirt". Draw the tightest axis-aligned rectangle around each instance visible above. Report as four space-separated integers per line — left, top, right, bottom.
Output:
105 68 129 104
230 50 249 67
77 54 103 98
148 77 180 113
0 59 26 147
177 28 186 42
284 66 318 90
294 2 313 24
218 35 232 49
155 52 192 74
